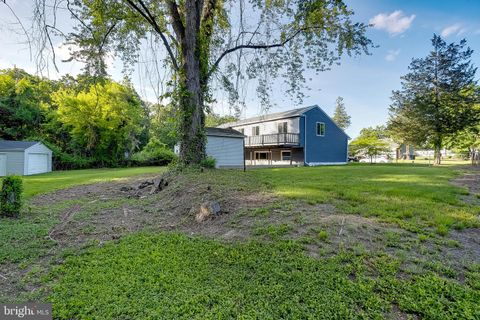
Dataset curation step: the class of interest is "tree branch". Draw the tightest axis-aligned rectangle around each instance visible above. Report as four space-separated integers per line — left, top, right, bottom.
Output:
167 1 185 43
2 0 32 60
207 28 305 79
124 0 179 71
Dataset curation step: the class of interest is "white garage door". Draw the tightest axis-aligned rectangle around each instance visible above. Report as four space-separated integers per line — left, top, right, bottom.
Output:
0 154 6 176
27 153 48 175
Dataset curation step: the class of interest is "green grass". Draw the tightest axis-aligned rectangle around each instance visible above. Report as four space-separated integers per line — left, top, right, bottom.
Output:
22 167 166 198
251 164 479 232
2 163 480 317
46 232 480 319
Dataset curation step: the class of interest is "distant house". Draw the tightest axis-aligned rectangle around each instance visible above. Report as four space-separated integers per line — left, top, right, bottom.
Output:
384 140 415 160
0 141 53 176
219 105 349 166
174 128 245 168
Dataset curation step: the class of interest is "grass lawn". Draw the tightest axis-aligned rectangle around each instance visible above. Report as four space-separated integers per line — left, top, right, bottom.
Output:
252 164 479 233
48 233 479 319
22 167 166 198
2 164 479 318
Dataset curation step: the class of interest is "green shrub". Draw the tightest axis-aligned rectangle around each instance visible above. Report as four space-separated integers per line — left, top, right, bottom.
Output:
41 141 96 170
318 230 329 241
200 156 216 169
131 138 177 166
1 176 23 218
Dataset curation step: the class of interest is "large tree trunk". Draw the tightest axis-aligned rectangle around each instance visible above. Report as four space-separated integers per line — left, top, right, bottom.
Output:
178 0 206 165
471 148 479 166
433 136 442 165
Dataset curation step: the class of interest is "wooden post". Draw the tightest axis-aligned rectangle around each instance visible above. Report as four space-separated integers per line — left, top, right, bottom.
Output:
243 139 246 172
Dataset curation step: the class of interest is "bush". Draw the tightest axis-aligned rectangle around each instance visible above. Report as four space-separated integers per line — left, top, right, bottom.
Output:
130 138 177 166
41 141 96 170
1 176 23 218
200 156 216 169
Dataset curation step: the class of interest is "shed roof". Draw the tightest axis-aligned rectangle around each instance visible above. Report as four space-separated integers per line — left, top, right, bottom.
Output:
206 127 244 138
218 106 315 128
0 140 39 151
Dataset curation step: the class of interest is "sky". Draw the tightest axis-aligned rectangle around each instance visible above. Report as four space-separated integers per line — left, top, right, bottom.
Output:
1 0 480 138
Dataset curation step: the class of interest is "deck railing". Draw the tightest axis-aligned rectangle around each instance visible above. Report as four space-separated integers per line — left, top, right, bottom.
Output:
245 133 300 146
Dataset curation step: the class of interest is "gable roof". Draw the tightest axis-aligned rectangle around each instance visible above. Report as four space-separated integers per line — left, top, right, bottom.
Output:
206 127 244 138
0 140 39 151
218 106 316 128
305 105 351 139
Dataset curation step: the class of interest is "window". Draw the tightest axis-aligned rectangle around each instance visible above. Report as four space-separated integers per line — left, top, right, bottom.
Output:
252 126 260 136
255 151 269 160
316 122 325 136
281 150 292 161
278 122 288 133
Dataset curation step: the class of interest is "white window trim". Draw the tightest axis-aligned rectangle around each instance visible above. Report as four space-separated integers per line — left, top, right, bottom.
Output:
316 122 325 136
281 150 292 161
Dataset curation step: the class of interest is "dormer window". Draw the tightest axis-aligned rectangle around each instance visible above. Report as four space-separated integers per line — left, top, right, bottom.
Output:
278 122 288 133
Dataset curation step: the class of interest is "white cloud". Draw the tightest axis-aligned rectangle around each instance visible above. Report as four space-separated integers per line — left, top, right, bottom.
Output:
385 49 400 62
369 10 416 35
441 23 467 37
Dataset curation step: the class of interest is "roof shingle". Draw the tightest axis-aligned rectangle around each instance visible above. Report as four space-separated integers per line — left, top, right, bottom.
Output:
206 127 244 138
0 140 39 151
218 106 315 128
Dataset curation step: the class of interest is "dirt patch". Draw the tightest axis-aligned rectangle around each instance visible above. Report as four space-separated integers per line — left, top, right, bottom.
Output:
451 168 480 205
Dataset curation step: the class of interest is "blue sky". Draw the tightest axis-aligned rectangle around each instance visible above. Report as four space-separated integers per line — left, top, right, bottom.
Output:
1 0 480 138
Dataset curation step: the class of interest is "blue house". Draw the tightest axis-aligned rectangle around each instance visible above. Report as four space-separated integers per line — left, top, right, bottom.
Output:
218 105 349 166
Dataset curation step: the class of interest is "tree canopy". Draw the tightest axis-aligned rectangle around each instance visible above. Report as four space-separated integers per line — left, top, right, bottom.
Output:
0 68 153 168
349 126 390 163
388 35 479 164
53 81 145 164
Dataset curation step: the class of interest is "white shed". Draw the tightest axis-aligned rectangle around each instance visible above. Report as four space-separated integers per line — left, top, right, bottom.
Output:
174 128 245 168
0 141 53 176
205 128 245 168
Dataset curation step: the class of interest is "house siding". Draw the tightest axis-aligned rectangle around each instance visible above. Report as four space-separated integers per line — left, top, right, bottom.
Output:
4 151 25 175
302 107 348 165
230 117 300 136
206 136 244 168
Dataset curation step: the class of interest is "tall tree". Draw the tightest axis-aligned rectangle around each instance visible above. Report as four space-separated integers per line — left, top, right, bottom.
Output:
31 0 373 165
388 35 479 165
446 119 480 165
349 126 389 163
332 96 351 130
0 68 55 140
53 80 145 165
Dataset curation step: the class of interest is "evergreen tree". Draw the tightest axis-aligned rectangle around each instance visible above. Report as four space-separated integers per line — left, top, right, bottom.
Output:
332 97 351 130
388 35 479 165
